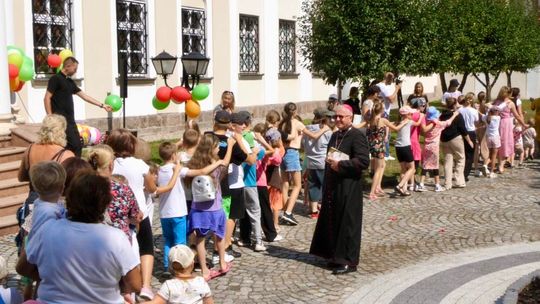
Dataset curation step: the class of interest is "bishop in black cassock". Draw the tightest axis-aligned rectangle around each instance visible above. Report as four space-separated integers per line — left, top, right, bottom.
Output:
309 105 370 275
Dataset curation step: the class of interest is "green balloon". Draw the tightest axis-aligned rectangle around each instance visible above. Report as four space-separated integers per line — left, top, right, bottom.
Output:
105 94 123 112
191 84 210 100
19 60 35 81
152 96 169 110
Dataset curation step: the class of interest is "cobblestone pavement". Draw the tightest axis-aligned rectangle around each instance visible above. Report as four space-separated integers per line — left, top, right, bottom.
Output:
1 161 539 303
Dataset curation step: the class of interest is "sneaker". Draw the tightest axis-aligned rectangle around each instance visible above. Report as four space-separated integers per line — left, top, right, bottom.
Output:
226 246 242 258
236 239 251 247
281 212 299 225
474 170 482 177
138 287 154 301
384 155 396 161
434 184 446 192
408 184 415 192
415 184 427 192
489 172 497 178
310 211 319 219
454 184 466 188
254 243 267 252
272 234 284 242
482 165 490 175
212 252 235 265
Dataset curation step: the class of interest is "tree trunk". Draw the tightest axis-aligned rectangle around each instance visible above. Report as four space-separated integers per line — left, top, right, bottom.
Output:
439 72 447 93
337 79 344 101
458 73 469 92
506 70 513 87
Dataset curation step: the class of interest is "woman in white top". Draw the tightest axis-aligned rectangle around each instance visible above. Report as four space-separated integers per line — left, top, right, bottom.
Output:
107 128 156 300
17 172 141 303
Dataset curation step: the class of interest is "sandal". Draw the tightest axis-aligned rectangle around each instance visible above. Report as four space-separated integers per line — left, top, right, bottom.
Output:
394 185 406 196
204 269 222 282
368 194 378 201
219 262 232 275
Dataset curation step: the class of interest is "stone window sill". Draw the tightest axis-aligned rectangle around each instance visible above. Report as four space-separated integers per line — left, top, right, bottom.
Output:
278 72 300 79
239 73 264 80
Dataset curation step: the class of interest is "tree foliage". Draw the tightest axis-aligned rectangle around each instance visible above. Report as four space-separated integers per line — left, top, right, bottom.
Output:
299 0 540 99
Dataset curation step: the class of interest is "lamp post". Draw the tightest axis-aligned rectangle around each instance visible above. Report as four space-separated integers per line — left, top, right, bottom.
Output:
151 50 177 88
181 52 210 90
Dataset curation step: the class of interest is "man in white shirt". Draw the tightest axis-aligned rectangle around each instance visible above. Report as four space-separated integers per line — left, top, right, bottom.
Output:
377 72 401 160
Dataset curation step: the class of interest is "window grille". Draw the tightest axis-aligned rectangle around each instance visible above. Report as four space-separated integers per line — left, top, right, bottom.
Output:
182 8 206 56
32 0 73 75
239 15 259 73
116 0 148 77
279 20 296 73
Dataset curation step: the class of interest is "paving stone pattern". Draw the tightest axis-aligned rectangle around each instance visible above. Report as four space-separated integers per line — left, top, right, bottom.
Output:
1 161 539 303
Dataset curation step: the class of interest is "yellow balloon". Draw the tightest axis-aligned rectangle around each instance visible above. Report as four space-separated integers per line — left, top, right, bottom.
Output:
8 53 23 68
59 49 73 62
185 100 201 118
9 78 20 91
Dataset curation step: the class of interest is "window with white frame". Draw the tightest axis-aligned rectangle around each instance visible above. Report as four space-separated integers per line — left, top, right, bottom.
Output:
32 0 74 75
182 7 206 56
239 15 259 73
116 0 148 77
279 20 296 73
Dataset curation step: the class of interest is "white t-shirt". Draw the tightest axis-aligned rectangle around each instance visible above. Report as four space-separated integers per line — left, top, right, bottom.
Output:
458 106 479 132
0 287 23 304
157 276 212 304
113 157 150 218
482 114 501 138
228 138 251 189
442 91 462 105
376 82 396 116
26 219 139 304
157 164 189 218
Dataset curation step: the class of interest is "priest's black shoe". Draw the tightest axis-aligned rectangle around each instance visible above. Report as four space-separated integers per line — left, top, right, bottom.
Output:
332 265 357 275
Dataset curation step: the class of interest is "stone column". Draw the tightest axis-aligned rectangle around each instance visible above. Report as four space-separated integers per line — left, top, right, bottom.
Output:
0 1 16 136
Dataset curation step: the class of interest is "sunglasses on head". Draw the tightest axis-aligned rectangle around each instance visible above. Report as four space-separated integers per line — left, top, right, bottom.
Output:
223 90 234 95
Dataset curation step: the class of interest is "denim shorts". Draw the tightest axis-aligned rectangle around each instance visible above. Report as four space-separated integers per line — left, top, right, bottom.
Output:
282 148 302 172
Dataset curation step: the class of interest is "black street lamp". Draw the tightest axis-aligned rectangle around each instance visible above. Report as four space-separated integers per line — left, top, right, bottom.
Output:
151 50 177 88
181 52 210 90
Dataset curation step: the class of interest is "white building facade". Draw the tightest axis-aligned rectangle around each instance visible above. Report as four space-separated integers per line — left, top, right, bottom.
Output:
0 0 538 136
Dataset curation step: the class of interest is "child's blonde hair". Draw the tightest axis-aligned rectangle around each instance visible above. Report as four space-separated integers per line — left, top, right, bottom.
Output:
134 139 151 161
0 256 8 282
88 144 114 174
527 118 535 127
111 174 128 184
185 134 219 188
30 161 66 196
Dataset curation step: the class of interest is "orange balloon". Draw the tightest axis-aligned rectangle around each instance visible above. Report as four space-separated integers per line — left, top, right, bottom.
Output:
9 77 20 91
185 100 201 118
14 80 25 92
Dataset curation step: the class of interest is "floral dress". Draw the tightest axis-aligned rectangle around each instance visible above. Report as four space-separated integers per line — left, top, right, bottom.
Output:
422 120 451 170
108 180 140 242
367 120 387 159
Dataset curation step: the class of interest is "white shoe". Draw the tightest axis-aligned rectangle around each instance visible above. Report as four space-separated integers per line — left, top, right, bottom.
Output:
271 234 283 242
384 155 396 161
482 165 490 175
212 252 234 264
408 184 415 191
254 243 267 252
416 184 427 192
489 172 497 178
474 170 482 177
435 184 446 192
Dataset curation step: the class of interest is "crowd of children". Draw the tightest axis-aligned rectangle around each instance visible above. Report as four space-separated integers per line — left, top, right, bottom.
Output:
1 84 537 304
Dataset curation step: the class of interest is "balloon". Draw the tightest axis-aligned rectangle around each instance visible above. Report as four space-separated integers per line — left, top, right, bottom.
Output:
191 84 210 100
152 96 169 110
156 86 171 102
89 127 102 145
47 54 62 68
8 64 19 79
14 80 25 92
185 100 201 118
171 86 191 103
105 94 123 112
77 124 91 146
9 78 20 91
7 45 24 56
19 59 35 81
8 53 23 68
59 49 73 62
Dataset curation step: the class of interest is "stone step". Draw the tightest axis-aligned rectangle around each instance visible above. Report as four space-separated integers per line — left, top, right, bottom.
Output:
0 178 29 198
0 160 22 180
0 193 26 217
0 136 12 148
0 147 26 163
0 214 19 236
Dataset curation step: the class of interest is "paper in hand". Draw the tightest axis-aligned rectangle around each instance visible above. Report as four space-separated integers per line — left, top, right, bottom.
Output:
328 147 349 161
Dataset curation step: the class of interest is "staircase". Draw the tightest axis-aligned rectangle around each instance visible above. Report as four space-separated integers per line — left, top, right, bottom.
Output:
0 125 37 236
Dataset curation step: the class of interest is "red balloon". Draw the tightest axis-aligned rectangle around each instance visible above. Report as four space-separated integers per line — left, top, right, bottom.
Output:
47 54 62 68
14 80 25 92
8 64 19 79
156 86 172 102
171 86 191 104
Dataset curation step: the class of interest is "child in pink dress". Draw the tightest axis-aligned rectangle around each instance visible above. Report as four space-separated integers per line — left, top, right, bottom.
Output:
418 107 459 192
409 99 427 191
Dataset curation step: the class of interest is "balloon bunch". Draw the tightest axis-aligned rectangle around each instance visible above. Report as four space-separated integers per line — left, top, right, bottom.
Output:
152 84 210 118
77 124 102 146
7 45 35 92
46 49 73 72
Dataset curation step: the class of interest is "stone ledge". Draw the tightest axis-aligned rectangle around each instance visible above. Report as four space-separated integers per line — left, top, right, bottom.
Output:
499 269 540 303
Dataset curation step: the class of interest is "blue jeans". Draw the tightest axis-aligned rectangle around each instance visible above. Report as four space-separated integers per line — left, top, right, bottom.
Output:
160 216 188 268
